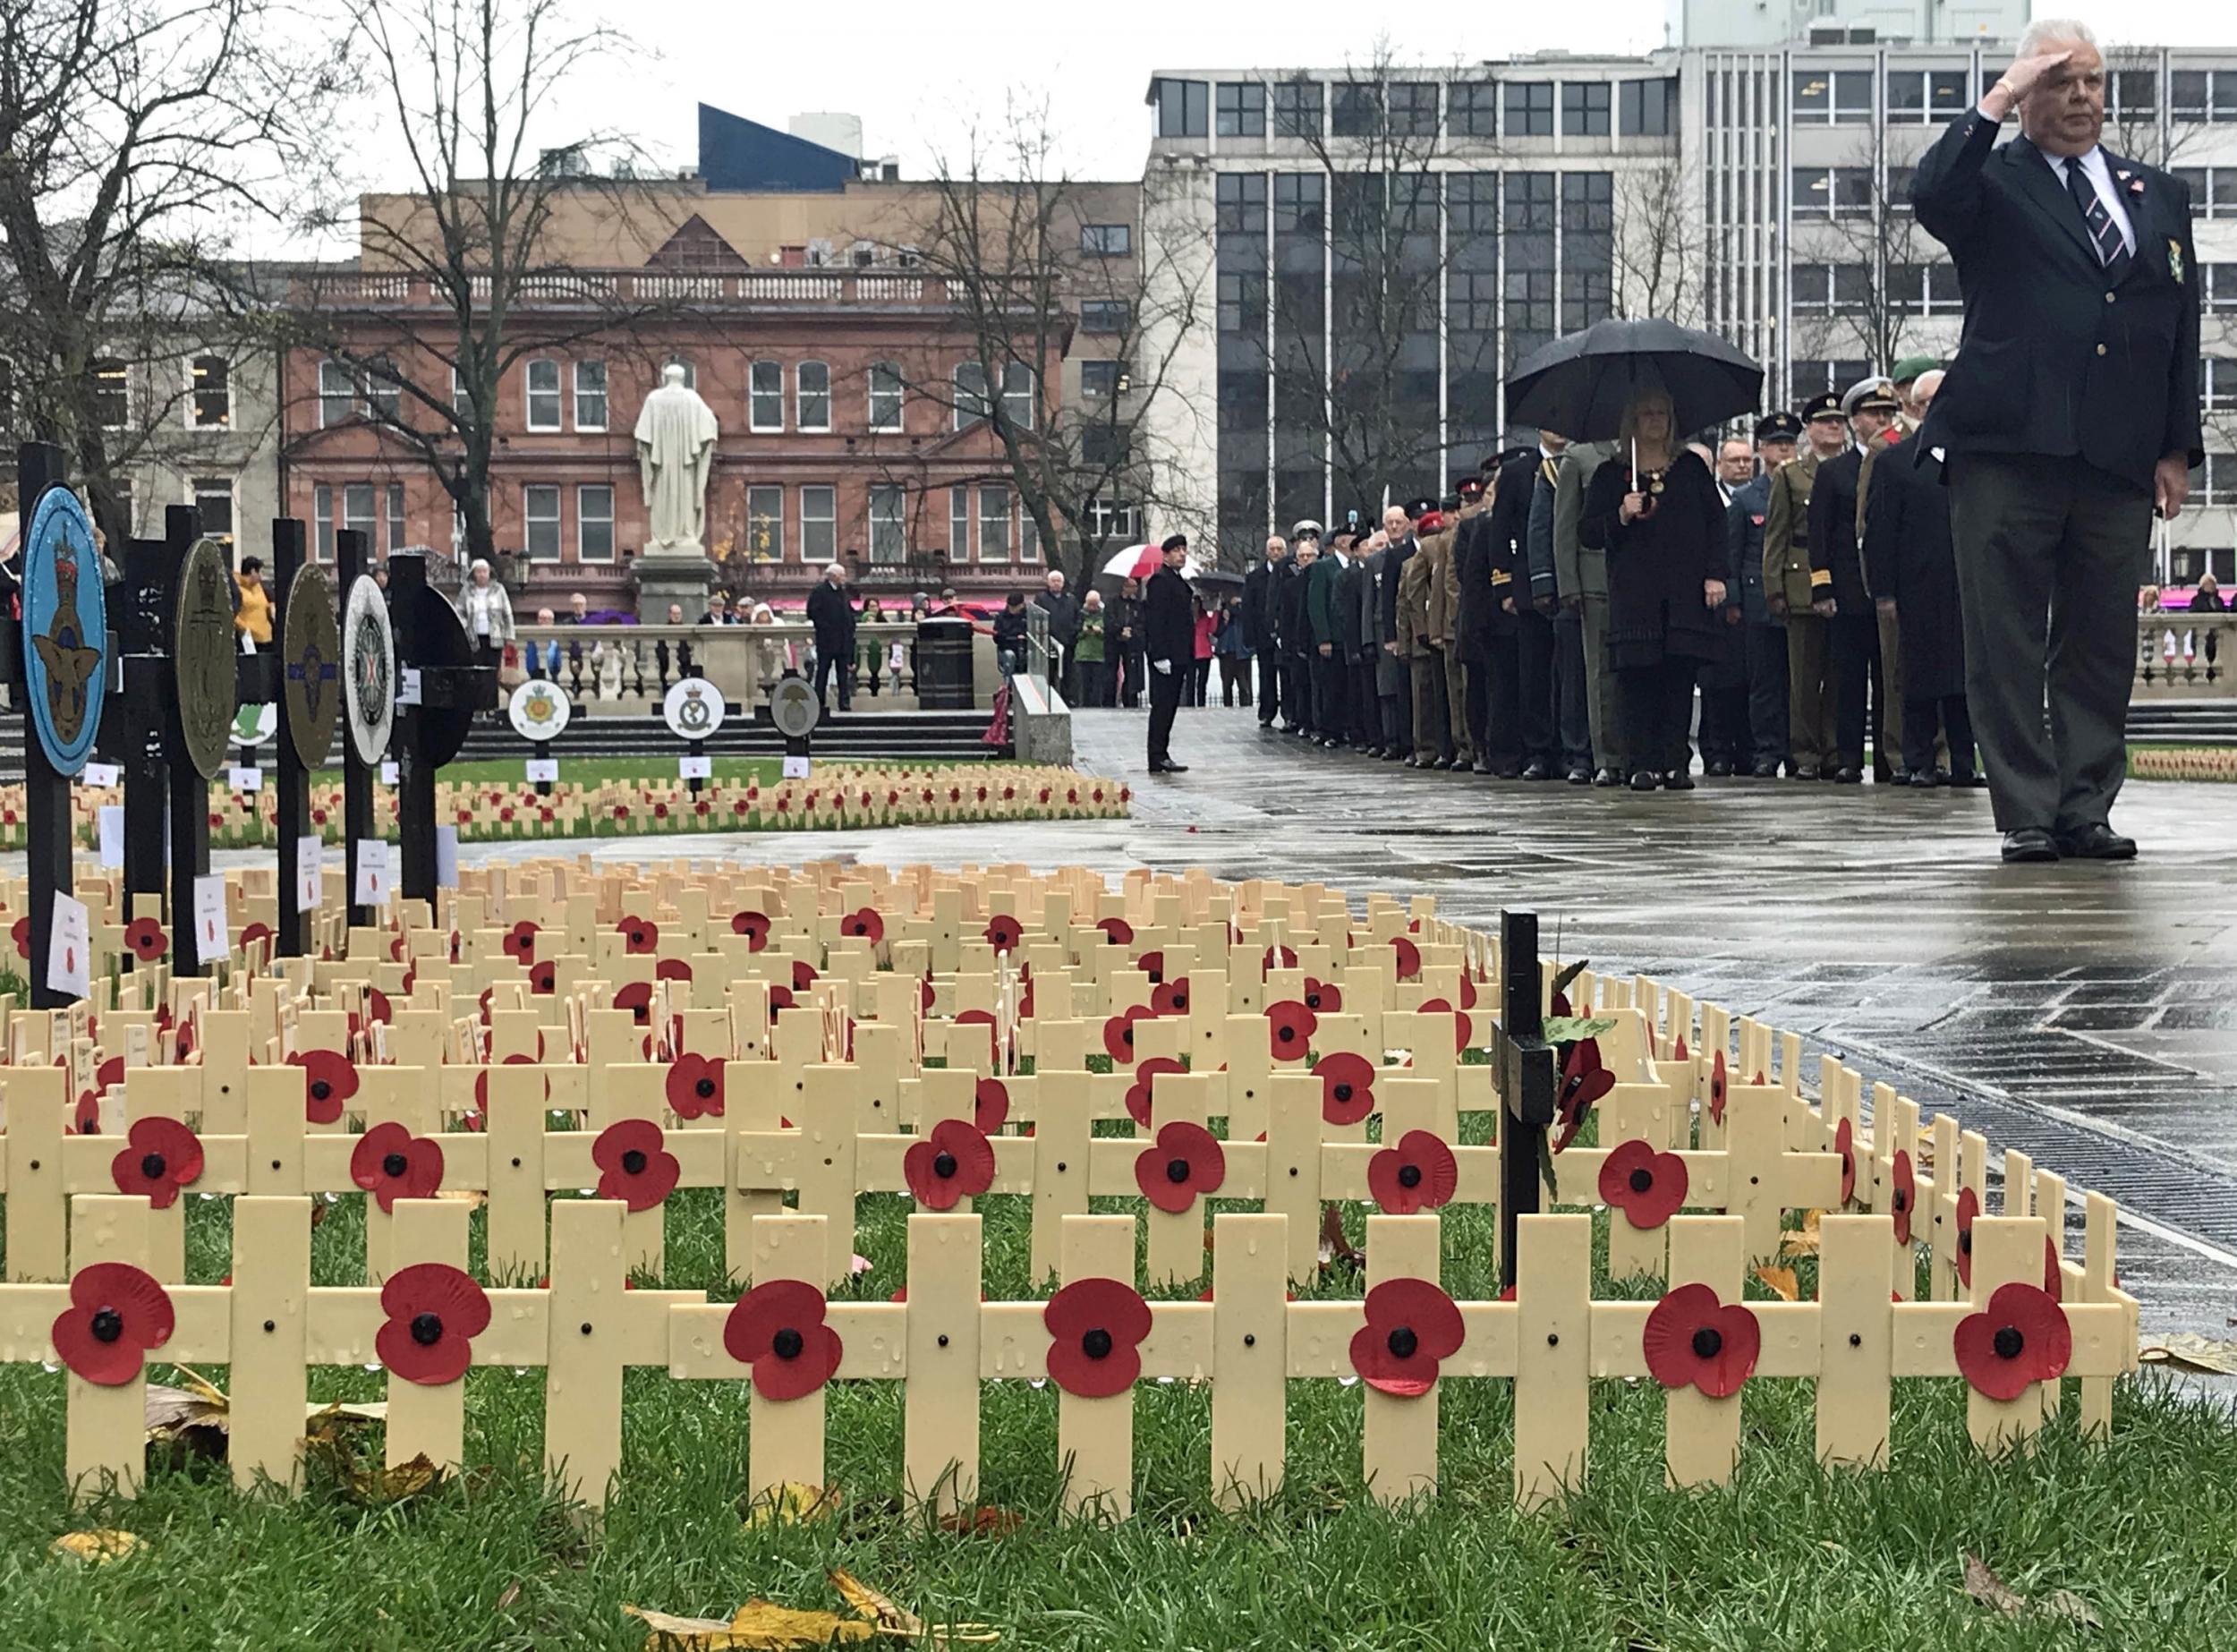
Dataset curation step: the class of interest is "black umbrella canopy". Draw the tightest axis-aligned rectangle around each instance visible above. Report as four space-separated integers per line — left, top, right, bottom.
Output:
1505 319 1764 443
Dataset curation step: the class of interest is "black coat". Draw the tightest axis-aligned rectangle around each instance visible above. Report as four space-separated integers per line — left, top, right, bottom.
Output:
805 579 857 651
1143 566 1194 665
1725 473 1774 626
1240 557 1280 651
1484 453 1535 632
1579 452 1725 670
1336 556 1369 655
1862 439 1967 699
1376 539 1415 648
1278 560 1314 659
1033 590 1078 647
1911 113 2203 490
1807 447 1870 612
1452 510 1496 661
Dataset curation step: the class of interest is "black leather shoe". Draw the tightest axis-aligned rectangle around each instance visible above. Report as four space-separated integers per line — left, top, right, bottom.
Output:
1950 770 1986 788
2057 822 2137 861
1834 767 1864 784
1593 767 1621 788
1159 761 1190 774
1749 762 1781 779
1628 770 1660 791
1519 760 1550 781
1790 765 1818 781
1471 760 1495 775
1890 766 1912 786
2001 827 2060 864
1566 767 1592 785
1705 760 1733 777
1907 770 1945 788
1664 770 1697 791
1383 748 1406 761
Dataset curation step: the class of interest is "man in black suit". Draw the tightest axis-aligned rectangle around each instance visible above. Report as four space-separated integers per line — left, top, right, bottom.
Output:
1242 534 1289 728
1912 21 2202 862
1480 446 1537 777
1143 533 1195 773
1807 378 1900 784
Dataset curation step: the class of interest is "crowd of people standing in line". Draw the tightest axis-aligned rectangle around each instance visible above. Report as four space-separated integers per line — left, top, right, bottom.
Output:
1225 359 1978 795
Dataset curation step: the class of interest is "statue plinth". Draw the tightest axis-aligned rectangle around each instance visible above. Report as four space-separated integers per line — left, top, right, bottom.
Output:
630 551 714 623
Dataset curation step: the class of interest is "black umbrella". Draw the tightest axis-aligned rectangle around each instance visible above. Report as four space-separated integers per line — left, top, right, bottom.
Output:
1505 319 1764 443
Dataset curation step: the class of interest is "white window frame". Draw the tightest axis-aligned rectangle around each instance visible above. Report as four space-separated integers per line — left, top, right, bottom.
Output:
342 482 378 546
796 359 831 431
577 483 615 561
1000 362 1035 431
1019 506 1041 563
191 477 235 547
523 483 562 561
91 357 131 430
867 360 904 431
950 485 971 560
525 358 562 431
188 353 232 430
319 360 355 428
978 485 1011 561
954 362 990 430
800 485 836 562
870 484 906 564
386 482 406 552
745 484 785 561
574 360 608 430
749 360 784 431
363 361 402 424
313 483 334 560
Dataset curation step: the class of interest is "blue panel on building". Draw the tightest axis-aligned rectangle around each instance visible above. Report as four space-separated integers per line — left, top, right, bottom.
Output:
697 104 855 192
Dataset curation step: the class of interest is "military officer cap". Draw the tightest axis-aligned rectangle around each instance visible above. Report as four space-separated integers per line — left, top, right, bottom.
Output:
1453 473 1485 498
1494 445 1535 469
1753 410 1803 444
1890 353 1941 386
1841 376 1901 417
1799 391 1846 426
1330 519 1358 545
1291 518 1323 541
1405 497 1438 519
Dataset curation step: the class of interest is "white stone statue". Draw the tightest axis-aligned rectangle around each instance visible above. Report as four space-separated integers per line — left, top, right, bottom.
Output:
633 363 719 554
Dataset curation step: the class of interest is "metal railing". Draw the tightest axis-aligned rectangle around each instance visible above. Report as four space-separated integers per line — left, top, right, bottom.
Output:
2135 612 2233 697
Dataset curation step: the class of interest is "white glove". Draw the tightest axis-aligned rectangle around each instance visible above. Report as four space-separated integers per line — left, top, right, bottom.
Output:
1153 659 1173 676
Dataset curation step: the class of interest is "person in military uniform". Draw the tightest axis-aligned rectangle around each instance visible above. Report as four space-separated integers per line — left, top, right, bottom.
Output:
1478 447 1535 777
1397 499 1452 767
1374 506 1416 760
1306 518 1352 748
1243 533 1290 729
1728 411 1799 778
1850 379 1915 781
1334 515 1375 750
1864 370 1979 786
1421 494 1470 771
1808 377 1901 783
1764 395 1848 779
1448 473 1495 771
1553 439 1619 783
1280 524 1319 740
1518 436 1567 779
1347 514 1382 753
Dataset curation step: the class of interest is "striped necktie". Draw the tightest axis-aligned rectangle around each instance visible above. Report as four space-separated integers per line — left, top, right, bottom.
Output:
2064 158 2131 281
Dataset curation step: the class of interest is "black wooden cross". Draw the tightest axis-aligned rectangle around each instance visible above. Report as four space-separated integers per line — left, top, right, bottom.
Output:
388 550 496 907
271 518 314 956
1494 907 1558 1290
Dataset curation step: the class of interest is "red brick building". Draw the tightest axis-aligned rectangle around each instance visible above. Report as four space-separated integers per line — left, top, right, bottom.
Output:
277 266 1069 609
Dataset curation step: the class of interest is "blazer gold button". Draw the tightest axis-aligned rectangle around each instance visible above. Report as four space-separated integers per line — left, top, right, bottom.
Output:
2105 292 2115 303
2097 343 2107 355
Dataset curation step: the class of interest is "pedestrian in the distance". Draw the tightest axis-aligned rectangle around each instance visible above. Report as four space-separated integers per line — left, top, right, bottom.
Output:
455 558 515 676
805 560 857 712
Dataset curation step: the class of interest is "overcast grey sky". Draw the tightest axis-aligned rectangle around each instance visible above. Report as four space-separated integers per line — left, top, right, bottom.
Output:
582 0 2233 183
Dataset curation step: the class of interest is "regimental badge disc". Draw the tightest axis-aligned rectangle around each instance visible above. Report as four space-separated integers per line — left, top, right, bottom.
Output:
662 676 727 741
508 677 573 743
282 562 342 770
410 584 481 767
343 574 396 766
769 676 822 742
21 488 109 774
173 536 239 779
230 703 278 746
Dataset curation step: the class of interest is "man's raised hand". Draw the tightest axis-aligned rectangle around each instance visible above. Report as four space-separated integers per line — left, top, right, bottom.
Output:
1985 49 2073 120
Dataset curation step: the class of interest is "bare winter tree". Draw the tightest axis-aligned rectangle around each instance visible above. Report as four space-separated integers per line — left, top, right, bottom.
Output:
1608 153 1702 326
286 0 673 578
1790 133 1935 381
861 98 1206 587
0 0 325 549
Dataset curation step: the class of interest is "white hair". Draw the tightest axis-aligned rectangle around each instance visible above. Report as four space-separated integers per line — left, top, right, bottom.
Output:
2017 17 2097 57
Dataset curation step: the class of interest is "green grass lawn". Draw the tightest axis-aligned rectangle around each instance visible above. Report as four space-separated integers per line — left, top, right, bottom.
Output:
5 1158 2234 1650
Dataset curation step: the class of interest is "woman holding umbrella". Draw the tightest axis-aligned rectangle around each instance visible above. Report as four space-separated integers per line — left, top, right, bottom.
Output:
1578 385 1729 791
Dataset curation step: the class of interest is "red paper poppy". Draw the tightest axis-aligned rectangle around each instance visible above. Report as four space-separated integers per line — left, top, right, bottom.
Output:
789 958 819 993
366 987 394 1025
290 1048 359 1125
732 910 771 950
1890 1149 1918 1246
1267 1000 1318 1063
983 914 1023 953
73 1086 102 1133
1642 1282 1760 1397
50 1261 174 1386
592 1119 680 1211
11 915 30 958
903 1119 998 1211
652 958 693 986
1953 1282 2072 1401
768 984 796 1012
1095 916 1135 947
1348 1278 1466 1397
1389 935 1422 980
350 1120 445 1213
1367 1129 1459 1214
529 959 557 994
109 1117 204 1209
1134 1120 1225 1213
376 1263 490 1386
1302 975 1342 1014
1042 1277 1153 1398
1598 1138 1688 1230
471 1053 543 1115
1135 949 1166 984
617 916 659 954
1459 973 1478 1011
2045 1237 2064 1301
668 1052 725 1120
1151 977 1192 1017
1833 1117 1857 1205
1316 1051 1377 1126
125 918 169 963
1102 1005 1153 1062
974 1077 1010 1133
723 1279 843 1401
918 975 936 1015
1954 1186 1979 1288
93 1054 124 1096
389 933 409 963
1709 1049 1729 1126
1417 999 1473 1055
614 981 654 1026
1554 1038 1614 1152
1263 943 1297 974
844 907 885 944
1124 1057 1187 1128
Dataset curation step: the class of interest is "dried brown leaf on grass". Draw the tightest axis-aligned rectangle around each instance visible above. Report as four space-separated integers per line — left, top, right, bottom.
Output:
1751 1265 1801 1302
2138 1334 2237 1376
1962 1554 2101 1629
50 1529 144 1564
1780 1210 1824 1257
624 1599 875 1649
740 1481 843 1528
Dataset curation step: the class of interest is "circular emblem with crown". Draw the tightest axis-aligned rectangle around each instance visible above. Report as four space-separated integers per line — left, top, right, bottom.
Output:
663 676 727 742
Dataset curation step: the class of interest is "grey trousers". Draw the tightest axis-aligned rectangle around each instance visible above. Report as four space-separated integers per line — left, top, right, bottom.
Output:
1578 593 1623 773
1947 452 2151 834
